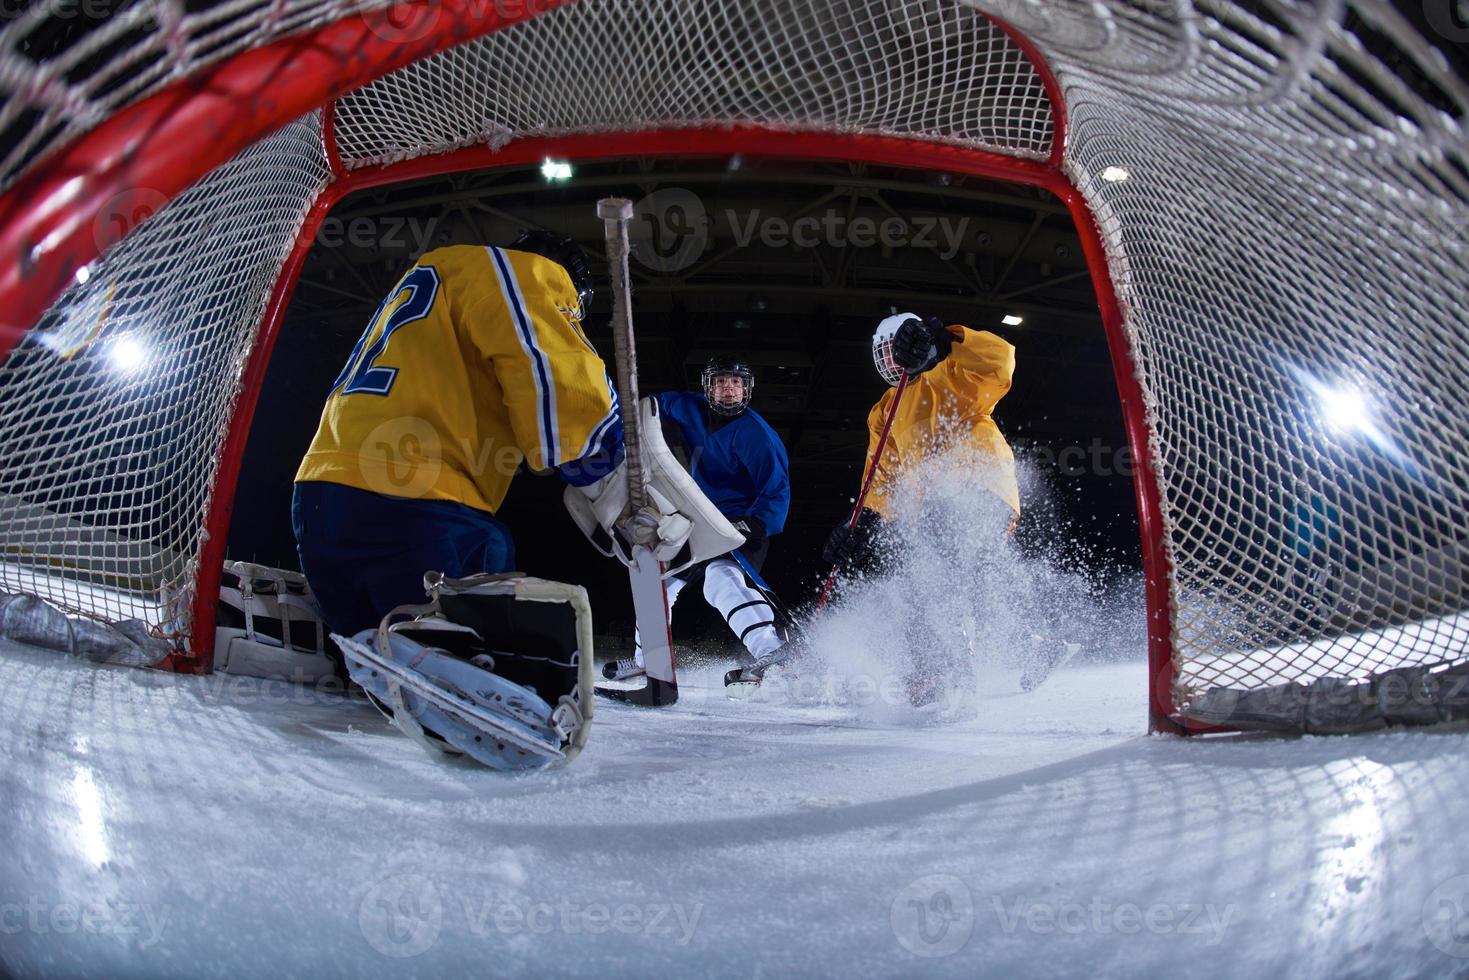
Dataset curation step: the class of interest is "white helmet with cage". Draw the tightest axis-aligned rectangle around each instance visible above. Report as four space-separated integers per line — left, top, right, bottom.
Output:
872 312 924 386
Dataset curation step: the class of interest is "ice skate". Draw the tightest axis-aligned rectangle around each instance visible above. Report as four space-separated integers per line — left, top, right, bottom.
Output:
723 642 800 698
601 657 645 682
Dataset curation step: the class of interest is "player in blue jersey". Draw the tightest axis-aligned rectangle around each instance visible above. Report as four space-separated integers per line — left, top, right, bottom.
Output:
602 354 792 681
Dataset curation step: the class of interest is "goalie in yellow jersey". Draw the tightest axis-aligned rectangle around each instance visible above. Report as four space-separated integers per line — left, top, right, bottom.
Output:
819 312 1078 703
292 232 740 767
293 232 735 639
292 232 628 638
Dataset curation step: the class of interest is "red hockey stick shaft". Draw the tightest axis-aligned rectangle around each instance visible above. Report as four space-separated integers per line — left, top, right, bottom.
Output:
814 370 910 614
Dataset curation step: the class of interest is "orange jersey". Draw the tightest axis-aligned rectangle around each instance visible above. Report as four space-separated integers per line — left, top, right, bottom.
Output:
863 325 1019 519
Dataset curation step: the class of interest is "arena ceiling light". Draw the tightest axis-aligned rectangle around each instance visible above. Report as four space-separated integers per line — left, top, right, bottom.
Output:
1293 364 1423 477
108 335 148 374
540 159 573 181
1292 368 1375 440
1002 314 1025 326
1317 383 1372 435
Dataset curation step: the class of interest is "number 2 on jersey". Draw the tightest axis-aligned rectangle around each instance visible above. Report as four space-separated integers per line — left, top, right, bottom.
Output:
331 266 441 397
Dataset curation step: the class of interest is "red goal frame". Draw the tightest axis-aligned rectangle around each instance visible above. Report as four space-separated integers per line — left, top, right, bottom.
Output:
0 4 1181 732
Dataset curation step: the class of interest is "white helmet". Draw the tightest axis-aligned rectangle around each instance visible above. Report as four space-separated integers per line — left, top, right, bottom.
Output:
872 312 924 386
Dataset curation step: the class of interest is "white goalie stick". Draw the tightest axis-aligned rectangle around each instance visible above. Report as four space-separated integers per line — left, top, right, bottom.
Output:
596 197 678 707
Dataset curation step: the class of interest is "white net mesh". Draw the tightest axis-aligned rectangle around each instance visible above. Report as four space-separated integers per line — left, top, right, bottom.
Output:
0 0 386 191
331 0 1053 167
0 0 1465 725
0 115 329 647
1005 2 1469 707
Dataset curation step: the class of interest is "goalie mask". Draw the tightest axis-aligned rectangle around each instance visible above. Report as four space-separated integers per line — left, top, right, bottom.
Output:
511 230 594 312
702 354 755 417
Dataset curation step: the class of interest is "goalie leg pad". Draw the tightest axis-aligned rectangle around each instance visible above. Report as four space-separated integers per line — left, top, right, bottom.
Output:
337 572 597 769
339 630 568 769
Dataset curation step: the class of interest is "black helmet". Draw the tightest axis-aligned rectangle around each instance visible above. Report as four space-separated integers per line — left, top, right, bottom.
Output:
701 354 755 416
510 230 593 310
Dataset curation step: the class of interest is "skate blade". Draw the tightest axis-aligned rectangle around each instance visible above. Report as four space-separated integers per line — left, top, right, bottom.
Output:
594 676 679 707
724 667 761 700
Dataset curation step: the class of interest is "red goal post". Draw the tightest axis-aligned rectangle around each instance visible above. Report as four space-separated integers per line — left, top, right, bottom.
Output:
0 0 1464 735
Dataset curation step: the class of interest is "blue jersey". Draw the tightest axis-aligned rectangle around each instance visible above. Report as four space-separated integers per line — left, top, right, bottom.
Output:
654 391 790 534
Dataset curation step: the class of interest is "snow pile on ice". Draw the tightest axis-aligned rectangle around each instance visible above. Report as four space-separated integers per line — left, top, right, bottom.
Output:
791 452 1143 721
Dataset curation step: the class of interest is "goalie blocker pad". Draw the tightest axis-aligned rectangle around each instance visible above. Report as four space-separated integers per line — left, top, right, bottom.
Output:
564 396 745 577
336 571 595 770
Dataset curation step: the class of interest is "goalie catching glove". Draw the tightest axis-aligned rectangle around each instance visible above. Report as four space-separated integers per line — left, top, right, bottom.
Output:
564 396 745 576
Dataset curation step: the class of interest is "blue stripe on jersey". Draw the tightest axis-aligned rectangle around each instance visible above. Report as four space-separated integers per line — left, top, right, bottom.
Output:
577 374 620 460
489 246 559 467
568 311 600 355
581 409 616 460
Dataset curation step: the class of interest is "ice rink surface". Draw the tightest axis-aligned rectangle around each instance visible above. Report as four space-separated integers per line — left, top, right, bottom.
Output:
3 636 1469 979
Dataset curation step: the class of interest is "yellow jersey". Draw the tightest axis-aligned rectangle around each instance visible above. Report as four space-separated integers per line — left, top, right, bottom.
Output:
295 245 619 514
863 325 1019 519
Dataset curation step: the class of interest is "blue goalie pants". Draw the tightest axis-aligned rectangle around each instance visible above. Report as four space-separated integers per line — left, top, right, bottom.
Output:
292 480 516 636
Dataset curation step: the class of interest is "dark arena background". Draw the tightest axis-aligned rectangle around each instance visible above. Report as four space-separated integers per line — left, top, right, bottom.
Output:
226 157 1137 650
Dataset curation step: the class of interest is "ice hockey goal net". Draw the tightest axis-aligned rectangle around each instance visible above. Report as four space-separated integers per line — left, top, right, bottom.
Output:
0 0 1465 733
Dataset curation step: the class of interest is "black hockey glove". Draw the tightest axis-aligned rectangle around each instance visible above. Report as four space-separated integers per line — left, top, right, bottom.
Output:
822 508 880 567
731 515 768 555
890 315 953 375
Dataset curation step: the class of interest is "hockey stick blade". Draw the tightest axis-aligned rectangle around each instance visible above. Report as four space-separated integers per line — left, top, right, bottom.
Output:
595 676 679 706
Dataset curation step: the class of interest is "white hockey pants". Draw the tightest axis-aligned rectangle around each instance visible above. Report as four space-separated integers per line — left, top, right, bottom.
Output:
634 557 782 665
